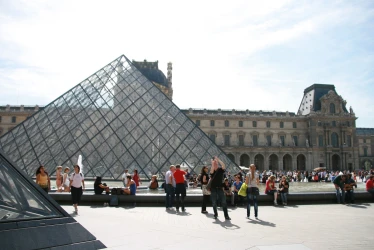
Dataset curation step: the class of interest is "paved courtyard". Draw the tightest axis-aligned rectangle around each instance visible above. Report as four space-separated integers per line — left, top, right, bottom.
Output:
61 202 374 250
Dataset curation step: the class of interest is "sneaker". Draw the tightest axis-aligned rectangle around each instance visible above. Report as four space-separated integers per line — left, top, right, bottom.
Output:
176 208 180 212
284 203 287 206
201 211 208 214
182 208 186 212
225 216 231 220
274 201 278 205
255 216 258 220
214 214 218 219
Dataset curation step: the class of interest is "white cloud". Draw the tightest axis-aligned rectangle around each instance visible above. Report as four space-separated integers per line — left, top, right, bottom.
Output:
0 0 373 126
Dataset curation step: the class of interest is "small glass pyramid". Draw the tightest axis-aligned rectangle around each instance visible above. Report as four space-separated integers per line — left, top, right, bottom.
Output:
0 151 62 221
0 55 239 180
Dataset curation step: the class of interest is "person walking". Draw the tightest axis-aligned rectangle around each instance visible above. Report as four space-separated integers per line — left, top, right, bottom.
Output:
165 165 176 210
174 165 187 212
200 166 210 213
69 165 85 214
245 164 259 219
210 157 230 220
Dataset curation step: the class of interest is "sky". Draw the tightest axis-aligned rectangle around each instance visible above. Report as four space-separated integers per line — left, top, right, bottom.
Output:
0 0 373 127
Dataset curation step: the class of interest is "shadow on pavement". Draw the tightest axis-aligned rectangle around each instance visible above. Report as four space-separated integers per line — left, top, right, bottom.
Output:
213 218 241 230
247 218 276 227
347 204 368 209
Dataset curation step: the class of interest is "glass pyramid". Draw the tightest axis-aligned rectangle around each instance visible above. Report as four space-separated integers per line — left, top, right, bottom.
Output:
0 150 62 221
0 55 239 180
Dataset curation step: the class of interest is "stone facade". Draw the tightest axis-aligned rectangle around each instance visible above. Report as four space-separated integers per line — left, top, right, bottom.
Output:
0 83 372 172
182 84 363 172
0 105 42 136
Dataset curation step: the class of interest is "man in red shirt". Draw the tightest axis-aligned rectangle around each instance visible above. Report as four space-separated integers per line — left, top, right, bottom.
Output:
174 165 187 212
366 175 374 200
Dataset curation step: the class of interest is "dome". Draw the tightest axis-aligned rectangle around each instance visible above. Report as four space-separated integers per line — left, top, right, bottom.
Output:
132 60 168 88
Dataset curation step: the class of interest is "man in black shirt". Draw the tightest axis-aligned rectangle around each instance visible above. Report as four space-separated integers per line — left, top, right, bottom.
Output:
210 157 231 220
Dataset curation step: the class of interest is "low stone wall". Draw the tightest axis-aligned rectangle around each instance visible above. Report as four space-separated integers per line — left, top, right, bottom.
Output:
50 191 373 206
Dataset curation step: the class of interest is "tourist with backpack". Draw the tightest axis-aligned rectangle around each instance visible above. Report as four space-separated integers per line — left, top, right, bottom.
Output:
69 165 85 214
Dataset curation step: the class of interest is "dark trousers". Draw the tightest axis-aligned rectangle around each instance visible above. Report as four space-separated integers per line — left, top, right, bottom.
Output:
71 186 83 205
175 183 186 210
202 194 210 212
165 184 175 208
210 188 229 218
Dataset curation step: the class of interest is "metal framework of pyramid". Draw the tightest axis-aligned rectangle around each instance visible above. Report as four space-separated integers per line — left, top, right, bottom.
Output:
0 55 239 180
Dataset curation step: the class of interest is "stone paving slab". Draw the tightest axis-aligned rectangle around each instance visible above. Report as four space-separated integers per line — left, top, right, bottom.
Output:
61 203 374 250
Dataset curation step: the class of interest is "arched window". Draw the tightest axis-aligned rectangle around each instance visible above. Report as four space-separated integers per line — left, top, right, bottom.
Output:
331 132 339 147
330 103 335 114
224 120 229 127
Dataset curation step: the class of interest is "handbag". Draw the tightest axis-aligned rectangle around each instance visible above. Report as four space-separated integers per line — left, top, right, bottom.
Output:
238 182 248 197
202 184 211 195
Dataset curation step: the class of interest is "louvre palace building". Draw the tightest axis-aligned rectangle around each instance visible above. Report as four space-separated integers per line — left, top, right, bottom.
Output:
0 57 373 179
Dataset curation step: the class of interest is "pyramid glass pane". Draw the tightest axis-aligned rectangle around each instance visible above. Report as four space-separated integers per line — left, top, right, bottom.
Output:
0 55 240 180
0 152 62 221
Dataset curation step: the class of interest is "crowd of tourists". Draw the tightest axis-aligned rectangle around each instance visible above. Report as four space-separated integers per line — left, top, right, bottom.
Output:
35 161 374 216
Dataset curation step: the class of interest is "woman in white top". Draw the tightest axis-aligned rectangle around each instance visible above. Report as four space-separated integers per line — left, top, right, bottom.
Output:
245 164 260 219
62 167 70 192
69 165 85 214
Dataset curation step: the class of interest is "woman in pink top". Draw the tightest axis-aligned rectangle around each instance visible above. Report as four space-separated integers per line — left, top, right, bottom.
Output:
265 175 278 205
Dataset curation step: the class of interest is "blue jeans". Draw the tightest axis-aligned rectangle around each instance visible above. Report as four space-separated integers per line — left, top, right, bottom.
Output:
246 193 258 217
210 188 229 218
335 187 345 203
280 192 288 204
165 184 175 208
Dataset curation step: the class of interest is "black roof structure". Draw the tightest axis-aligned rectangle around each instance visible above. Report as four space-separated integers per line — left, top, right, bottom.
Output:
0 149 105 249
0 55 239 180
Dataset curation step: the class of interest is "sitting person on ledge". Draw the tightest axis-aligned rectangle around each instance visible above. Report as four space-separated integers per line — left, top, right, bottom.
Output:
149 175 159 190
123 175 136 195
366 175 374 200
94 176 110 195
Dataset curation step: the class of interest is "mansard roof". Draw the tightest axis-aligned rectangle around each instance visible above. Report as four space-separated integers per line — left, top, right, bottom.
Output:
182 108 296 117
356 128 374 136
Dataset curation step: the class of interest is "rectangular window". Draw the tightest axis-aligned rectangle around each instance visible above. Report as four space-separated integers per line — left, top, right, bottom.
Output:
347 121 350 127
209 134 215 143
196 120 200 126
293 136 298 146
363 138 367 143
319 135 324 147
266 135 271 146
0 116 2 123
252 121 257 127
239 121 243 127
253 135 258 146
224 120 229 127
210 120 215 127
224 134 230 146
280 136 285 146
347 135 351 147
364 148 368 156
293 122 297 128
11 116 16 123
332 121 336 127
266 121 271 128
239 135 244 146
280 121 284 128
